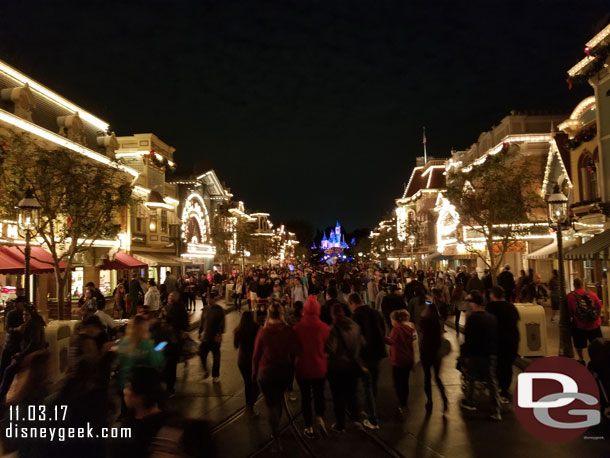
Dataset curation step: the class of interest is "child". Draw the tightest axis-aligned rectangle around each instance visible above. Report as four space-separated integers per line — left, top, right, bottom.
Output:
384 309 415 413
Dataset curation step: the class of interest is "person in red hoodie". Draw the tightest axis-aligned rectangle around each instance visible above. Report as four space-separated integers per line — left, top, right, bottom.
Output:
384 309 415 414
252 302 301 452
293 296 330 439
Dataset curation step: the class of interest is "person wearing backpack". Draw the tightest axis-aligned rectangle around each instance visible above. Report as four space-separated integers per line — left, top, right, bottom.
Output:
567 278 603 364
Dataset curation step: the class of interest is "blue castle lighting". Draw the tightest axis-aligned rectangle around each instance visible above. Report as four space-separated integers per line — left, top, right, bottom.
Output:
320 221 349 251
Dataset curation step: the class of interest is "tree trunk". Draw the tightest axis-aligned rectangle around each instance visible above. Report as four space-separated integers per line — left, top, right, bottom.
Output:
55 269 68 320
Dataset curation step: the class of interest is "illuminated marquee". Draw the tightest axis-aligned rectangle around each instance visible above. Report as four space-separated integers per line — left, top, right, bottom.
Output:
181 193 211 244
180 193 215 260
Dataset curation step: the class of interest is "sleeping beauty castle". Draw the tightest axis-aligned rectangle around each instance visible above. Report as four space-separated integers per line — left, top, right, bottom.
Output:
320 221 349 253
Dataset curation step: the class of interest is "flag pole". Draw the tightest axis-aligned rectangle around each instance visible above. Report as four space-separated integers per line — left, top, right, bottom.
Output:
423 126 428 164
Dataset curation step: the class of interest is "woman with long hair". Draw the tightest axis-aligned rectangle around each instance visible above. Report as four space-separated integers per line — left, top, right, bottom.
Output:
419 302 448 413
233 311 260 416
252 302 301 451
113 283 127 319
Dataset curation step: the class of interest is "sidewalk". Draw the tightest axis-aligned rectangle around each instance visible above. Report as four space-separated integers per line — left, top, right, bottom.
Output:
448 304 610 368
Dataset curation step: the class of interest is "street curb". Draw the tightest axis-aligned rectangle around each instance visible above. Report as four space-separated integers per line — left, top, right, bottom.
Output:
446 317 533 370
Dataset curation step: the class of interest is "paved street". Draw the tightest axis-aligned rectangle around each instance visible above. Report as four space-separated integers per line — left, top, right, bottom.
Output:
168 304 609 458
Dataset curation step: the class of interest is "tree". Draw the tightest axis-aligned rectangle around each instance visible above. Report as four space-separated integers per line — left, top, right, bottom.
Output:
0 131 136 319
211 203 254 272
445 143 545 283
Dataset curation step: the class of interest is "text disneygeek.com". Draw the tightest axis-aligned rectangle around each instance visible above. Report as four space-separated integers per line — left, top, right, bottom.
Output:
4 423 132 441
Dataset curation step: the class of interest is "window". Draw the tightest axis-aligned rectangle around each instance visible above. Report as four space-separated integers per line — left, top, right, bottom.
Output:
134 217 144 234
161 210 168 233
578 149 599 202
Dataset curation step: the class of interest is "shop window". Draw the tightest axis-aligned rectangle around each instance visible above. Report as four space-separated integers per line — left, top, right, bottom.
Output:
578 150 599 202
71 267 84 299
161 210 168 233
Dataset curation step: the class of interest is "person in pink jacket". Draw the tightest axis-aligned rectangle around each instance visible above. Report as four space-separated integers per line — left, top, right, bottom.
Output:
293 296 330 438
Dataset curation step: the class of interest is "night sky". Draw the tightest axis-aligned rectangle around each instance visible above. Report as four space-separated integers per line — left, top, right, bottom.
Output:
1 1 608 232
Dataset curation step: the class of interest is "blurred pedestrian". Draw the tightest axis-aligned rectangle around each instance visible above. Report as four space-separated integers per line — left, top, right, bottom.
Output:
294 296 330 438
234 311 260 416
198 291 225 383
419 300 448 413
384 310 415 414
325 303 364 433
252 303 301 452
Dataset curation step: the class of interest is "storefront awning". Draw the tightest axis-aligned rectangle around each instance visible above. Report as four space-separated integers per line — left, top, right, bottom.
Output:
0 248 26 274
0 246 67 273
101 251 148 270
565 229 610 260
132 251 185 267
526 239 579 260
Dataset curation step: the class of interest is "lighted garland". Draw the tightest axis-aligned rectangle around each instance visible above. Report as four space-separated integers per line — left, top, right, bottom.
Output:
566 42 610 87
566 124 596 150
148 149 177 172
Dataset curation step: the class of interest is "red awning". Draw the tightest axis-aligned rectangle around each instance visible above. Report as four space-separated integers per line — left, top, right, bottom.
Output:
0 246 67 273
0 248 25 274
101 251 148 270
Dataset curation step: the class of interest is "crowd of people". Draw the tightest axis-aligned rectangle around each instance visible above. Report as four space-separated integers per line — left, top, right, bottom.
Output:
0 260 606 456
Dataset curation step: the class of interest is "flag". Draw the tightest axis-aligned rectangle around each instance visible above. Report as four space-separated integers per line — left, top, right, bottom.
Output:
423 127 427 144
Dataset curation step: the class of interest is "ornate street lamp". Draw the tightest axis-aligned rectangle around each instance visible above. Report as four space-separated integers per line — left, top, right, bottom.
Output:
408 234 416 268
18 189 41 304
547 184 573 358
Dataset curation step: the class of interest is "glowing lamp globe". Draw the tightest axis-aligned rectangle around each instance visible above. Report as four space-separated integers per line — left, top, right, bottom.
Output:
17 189 41 231
547 185 568 225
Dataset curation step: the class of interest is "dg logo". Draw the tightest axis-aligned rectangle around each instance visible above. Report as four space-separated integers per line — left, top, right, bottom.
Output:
515 356 601 442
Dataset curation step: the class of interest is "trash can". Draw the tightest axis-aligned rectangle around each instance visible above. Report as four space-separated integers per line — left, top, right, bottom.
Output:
514 303 548 357
45 320 79 385
225 283 234 302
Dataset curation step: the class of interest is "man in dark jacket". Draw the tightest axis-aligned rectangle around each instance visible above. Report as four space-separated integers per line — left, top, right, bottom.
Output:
403 273 423 304
320 286 351 326
460 291 501 420
381 285 407 329
497 265 515 302
349 293 386 430
198 291 225 382
465 271 484 294
486 286 520 402
164 291 190 395
0 296 26 380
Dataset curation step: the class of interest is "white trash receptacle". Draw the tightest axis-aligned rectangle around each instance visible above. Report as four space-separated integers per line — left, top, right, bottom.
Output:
45 320 76 385
514 303 548 357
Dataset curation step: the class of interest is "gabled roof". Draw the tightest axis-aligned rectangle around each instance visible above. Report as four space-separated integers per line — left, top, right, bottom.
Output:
401 161 446 199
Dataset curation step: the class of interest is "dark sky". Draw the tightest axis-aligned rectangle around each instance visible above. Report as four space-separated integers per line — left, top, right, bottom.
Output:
1 0 607 231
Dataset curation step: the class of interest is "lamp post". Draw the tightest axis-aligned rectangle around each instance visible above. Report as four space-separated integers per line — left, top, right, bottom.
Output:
18 189 41 304
547 185 574 358
408 234 416 269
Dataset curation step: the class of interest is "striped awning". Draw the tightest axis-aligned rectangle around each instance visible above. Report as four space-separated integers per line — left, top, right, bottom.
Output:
527 239 579 260
564 229 610 260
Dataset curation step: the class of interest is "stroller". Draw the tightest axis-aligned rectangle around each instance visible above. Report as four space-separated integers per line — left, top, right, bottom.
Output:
588 337 610 420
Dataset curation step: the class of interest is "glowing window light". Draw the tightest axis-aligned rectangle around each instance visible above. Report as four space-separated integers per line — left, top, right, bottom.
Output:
0 60 109 131
0 108 138 178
